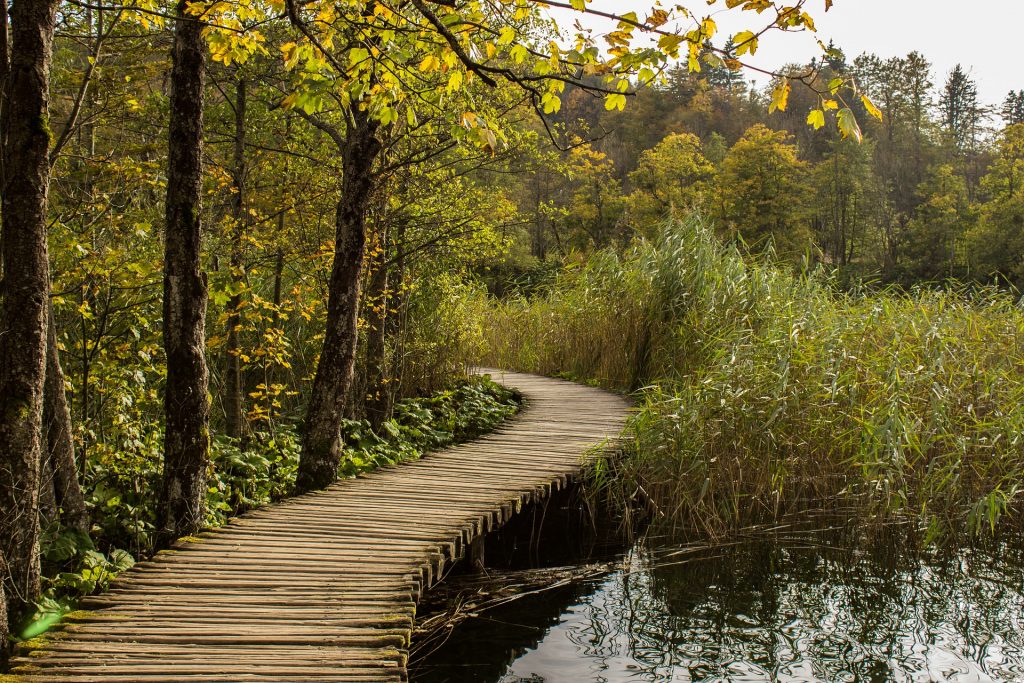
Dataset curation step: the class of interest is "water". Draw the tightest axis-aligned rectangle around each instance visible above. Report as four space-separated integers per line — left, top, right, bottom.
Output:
411 527 1024 683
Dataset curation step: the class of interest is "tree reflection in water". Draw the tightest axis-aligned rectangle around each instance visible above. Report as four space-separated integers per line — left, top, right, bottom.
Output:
411 524 1024 683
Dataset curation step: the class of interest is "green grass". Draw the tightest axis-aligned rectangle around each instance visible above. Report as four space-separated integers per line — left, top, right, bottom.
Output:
482 218 1024 542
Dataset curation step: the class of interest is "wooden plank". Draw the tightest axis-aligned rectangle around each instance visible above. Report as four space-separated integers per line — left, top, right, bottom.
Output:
11 370 627 682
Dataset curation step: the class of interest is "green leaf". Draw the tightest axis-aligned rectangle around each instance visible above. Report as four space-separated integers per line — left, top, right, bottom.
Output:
837 107 863 142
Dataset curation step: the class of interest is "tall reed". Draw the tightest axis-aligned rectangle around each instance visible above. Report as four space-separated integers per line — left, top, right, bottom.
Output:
482 218 1024 541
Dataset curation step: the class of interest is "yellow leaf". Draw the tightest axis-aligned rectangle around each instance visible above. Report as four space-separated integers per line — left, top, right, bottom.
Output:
769 79 790 113
806 108 825 129
604 93 627 111
733 30 758 56
280 92 299 109
861 94 883 121
418 54 438 72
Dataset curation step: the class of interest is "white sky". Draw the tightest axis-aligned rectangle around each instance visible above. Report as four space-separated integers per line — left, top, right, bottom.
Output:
548 1 1024 105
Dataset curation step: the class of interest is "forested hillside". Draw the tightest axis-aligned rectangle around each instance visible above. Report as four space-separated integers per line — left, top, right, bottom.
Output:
482 54 1024 289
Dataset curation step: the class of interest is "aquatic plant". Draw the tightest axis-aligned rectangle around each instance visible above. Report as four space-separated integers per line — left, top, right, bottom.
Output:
483 218 1024 541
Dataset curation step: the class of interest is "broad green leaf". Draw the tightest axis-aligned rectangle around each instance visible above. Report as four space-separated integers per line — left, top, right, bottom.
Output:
837 107 863 142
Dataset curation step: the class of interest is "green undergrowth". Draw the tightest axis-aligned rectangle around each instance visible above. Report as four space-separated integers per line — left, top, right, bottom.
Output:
334 376 520 478
484 217 1024 545
21 376 518 647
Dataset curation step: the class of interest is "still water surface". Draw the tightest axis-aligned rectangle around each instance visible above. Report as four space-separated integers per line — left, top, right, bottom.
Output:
411 529 1024 683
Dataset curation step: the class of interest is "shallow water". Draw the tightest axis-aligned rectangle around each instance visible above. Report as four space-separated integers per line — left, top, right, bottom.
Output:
411 528 1024 683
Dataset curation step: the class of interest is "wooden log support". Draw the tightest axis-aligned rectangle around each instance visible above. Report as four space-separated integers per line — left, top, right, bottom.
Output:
470 534 486 572
8 370 628 682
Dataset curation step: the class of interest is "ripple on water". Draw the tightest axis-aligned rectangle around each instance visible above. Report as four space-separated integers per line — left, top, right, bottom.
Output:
412 528 1024 683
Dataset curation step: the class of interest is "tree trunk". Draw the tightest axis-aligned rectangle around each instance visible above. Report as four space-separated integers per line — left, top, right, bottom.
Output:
363 226 389 428
223 76 246 442
0 550 7 666
0 0 60 639
267 243 284 425
44 304 89 533
0 548 6 667
158 0 210 543
0 2 11 656
38 444 57 526
296 109 380 492
382 221 407 410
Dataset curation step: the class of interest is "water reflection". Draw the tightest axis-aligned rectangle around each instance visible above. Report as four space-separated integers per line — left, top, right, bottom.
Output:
411 528 1024 683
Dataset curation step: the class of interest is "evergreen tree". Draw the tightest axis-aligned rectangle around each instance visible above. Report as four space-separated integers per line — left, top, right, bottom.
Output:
939 65 982 152
1001 90 1024 127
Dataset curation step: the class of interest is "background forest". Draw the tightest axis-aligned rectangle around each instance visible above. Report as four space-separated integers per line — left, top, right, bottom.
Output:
3 0 1024 654
493 53 1024 289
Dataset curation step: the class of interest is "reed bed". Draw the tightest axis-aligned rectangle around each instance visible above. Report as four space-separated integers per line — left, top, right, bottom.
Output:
482 218 1024 541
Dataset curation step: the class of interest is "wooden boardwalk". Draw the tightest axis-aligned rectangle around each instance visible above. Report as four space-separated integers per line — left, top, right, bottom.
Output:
10 370 628 682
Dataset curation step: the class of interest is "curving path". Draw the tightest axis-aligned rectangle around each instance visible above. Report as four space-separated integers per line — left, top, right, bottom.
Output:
8 370 629 682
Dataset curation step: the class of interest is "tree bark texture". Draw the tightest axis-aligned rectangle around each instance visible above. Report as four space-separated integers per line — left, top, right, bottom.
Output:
296 109 381 492
44 306 89 533
0 0 60 637
223 76 246 442
158 0 210 543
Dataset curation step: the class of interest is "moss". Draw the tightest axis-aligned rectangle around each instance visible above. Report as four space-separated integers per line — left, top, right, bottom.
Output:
60 610 96 622
62 610 128 623
0 673 32 682
176 535 205 544
13 629 64 654
33 114 53 146
5 398 31 424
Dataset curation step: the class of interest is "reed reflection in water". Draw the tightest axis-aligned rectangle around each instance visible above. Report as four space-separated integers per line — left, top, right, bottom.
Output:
413 528 1024 683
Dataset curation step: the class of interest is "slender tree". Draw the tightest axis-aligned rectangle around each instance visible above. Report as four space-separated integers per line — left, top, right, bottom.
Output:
363 222 391 429
43 305 89 533
223 75 247 442
158 0 210 541
0 0 10 654
295 108 381 490
0 0 62 645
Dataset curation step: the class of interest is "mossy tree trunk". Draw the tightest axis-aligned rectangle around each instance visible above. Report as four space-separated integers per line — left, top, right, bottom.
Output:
0 0 61 645
158 0 210 543
296 108 381 492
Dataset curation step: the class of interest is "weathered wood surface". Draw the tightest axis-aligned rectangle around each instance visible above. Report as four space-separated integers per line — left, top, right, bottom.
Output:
10 370 628 682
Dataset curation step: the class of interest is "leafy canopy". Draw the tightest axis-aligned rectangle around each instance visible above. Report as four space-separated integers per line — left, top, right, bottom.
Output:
188 0 870 147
